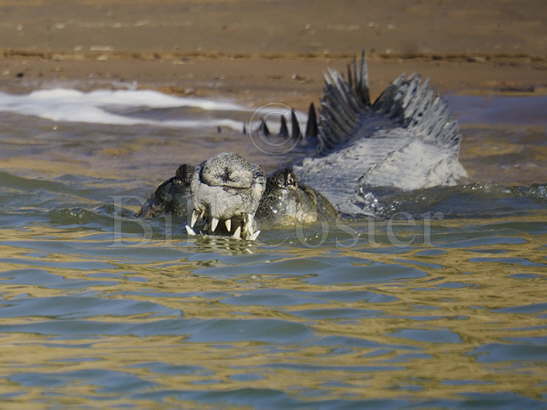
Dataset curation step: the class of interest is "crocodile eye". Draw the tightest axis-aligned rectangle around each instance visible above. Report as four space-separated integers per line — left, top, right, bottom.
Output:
286 173 295 186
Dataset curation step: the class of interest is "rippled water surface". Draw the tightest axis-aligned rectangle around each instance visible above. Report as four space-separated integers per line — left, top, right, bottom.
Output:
0 90 546 408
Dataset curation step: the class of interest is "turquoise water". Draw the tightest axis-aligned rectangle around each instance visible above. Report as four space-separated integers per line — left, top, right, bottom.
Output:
0 94 546 408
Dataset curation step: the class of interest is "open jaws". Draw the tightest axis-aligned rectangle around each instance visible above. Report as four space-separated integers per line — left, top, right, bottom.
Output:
185 209 261 241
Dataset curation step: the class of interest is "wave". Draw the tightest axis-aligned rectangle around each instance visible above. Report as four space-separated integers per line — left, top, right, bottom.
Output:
0 88 249 130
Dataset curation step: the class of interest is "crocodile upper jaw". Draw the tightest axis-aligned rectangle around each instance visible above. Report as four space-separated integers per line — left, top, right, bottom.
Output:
187 152 265 240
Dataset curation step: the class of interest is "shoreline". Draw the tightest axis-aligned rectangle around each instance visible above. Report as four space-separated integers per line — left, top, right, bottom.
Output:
0 0 545 101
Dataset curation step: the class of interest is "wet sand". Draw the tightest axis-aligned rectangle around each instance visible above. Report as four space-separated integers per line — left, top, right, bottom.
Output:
0 0 546 184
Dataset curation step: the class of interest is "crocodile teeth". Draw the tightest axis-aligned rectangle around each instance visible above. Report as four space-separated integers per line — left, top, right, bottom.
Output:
190 210 199 228
250 230 261 241
225 218 232 232
243 213 254 234
185 225 196 236
210 217 219 232
232 226 241 240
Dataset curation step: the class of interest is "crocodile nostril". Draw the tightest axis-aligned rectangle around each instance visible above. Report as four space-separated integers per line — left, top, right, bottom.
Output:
217 167 233 183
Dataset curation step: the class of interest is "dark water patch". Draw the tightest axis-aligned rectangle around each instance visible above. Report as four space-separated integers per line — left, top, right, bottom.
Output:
81 242 190 263
188 250 279 266
0 256 114 271
191 379 223 385
0 210 50 229
471 343 547 363
317 336 421 352
134 386 416 408
133 388 301 408
87 272 121 279
181 318 313 344
0 318 313 343
508 273 545 279
230 373 264 381
10 369 155 393
222 289 320 306
290 308 382 320
306 260 426 285
0 295 179 319
362 349 394 358
49 206 157 237
504 336 547 346
311 290 397 303
194 252 426 287
49 207 123 228
129 362 211 376
221 288 395 306
390 328 461 344
456 392 546 409
479 220 547 235
0 170 95 198
195 255 332 278
42 342 94 349
416 392 545 410
436 282 474 289
2 238 100 257
0 392 24 399
0 320 135 337
359 246 415 255
317 336 384 349
440 236 527 248
261 362 403 373
0 268 117 289
495 302 547 314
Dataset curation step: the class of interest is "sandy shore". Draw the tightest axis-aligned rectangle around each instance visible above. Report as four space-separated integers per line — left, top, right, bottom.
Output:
1 0 546 99
0 0 546 184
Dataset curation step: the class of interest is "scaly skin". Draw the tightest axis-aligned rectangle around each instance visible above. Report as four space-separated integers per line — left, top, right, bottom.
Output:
137 164 194 218
256 168 337 226
138 155 337 240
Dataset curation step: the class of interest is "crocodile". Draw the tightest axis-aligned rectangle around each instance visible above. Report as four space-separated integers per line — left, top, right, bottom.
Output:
138 152 338 240
138 51 467 240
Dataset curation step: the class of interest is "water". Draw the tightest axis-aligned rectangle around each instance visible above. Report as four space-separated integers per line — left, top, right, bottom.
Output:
0 89 546 408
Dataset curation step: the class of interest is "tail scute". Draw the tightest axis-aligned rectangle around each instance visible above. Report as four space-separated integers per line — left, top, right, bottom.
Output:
304 103 318 141
317 51 371 153
373 73 461 151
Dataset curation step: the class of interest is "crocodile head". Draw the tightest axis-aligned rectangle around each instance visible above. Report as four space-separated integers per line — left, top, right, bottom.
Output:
137 163 194 218
187 152 265 240
256 167 337 226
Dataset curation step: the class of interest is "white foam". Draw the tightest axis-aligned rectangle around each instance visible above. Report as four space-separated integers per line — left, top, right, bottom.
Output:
0 88 248 130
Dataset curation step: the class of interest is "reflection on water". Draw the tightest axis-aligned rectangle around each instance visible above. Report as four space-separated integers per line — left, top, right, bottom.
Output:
0 91 546 407
0 176 545 408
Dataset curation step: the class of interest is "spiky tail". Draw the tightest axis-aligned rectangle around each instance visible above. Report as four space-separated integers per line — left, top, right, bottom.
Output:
318 50 461 154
